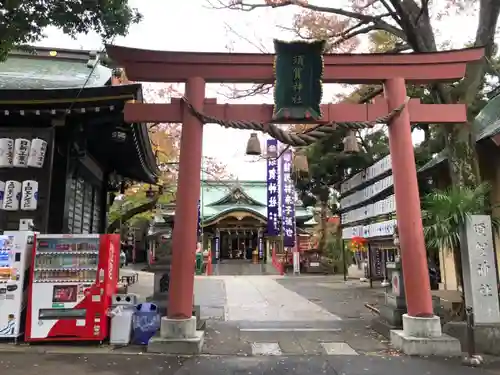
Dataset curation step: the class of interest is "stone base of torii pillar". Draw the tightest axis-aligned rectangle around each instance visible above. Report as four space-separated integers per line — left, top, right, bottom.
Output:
148 316 205 355
390 314 461 356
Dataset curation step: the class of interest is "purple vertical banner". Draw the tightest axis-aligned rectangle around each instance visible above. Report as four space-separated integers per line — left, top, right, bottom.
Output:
215 237 220 259
266 139 279 236
281 150 296 247
258 235 264 259
197 199 201 237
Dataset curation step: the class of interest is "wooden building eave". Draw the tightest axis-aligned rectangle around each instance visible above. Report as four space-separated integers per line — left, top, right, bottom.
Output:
0 83 158 183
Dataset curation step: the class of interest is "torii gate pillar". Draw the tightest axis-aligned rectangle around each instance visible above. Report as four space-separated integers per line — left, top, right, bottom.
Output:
148 77 206 353
384 78 459 355
167 77 206 320
384 78 433 317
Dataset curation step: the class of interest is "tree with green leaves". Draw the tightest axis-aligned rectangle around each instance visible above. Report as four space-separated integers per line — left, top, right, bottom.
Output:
422 182 499 292
294 127 391 252
0 0 142 60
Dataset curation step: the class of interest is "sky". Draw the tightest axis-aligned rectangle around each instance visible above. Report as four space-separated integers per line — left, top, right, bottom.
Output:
36 0 479 180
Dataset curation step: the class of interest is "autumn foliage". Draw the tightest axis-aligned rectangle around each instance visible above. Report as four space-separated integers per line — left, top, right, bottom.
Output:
107 81 232 231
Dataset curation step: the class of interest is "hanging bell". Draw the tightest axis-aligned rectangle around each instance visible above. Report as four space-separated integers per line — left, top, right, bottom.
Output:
293 149 309 176
246 133 262 156
343 131 360 154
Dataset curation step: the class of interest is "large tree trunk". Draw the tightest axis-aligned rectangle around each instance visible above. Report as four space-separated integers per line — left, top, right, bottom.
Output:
317 200 328 253
445 0 500 187
392 0 500 187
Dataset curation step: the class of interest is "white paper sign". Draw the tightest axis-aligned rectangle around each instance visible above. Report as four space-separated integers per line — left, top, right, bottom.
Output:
0 138 14 167
13 138 31 167
21 180 38 211
27 138 48 168
2 180 21 211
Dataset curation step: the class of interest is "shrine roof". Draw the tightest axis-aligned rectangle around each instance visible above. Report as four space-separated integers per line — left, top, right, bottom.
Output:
417 152 447 174
0 45 159 184
474 93 500 142
200 179 313 222
418 93 500 174
0 46 110 89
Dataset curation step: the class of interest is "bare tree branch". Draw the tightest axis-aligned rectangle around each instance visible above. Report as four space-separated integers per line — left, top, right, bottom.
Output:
223 20 268 53
330 24 378 48
378 0 403 25
212 0 406 40
218 82 273 99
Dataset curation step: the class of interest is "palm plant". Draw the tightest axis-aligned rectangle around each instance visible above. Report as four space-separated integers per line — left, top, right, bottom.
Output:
422 182 499 292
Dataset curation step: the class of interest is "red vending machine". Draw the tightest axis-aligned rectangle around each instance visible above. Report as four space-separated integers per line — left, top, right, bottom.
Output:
25 234 120 342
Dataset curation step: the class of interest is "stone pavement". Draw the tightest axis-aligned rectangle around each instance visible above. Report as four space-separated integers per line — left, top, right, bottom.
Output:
198 274 389 356
5 268 500 373
1 352 499 375
123 267 227 321
223 275 340 321
275 275 386 320
212 260 279 276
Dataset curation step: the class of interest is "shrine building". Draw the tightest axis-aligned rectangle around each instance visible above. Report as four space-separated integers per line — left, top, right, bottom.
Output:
0 46 158 233
199 180 313 262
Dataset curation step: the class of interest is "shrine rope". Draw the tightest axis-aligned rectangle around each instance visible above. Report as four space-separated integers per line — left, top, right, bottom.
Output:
181 97 409 147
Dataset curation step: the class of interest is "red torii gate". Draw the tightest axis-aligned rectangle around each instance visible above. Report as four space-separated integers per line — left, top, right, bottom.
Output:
106 44 483 339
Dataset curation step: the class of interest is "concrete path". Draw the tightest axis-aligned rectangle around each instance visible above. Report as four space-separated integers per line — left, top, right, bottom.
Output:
121 268 228 320
220 275 341 322
275 275 386 320
3 271 500 372
212 260 279 275
116 270 391 356
1 352 499 375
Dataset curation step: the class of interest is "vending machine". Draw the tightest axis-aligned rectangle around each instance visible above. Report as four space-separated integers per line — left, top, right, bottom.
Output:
0 231 35 341
25 234 120 342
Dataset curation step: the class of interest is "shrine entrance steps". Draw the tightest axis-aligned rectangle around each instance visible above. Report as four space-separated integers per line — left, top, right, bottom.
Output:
212 259 280 276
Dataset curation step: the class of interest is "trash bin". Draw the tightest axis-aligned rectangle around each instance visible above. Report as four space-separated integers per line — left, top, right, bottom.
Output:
109 293 138 345
132 302 160 345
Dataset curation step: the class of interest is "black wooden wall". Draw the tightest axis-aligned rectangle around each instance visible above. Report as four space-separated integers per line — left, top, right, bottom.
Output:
0 127 55 232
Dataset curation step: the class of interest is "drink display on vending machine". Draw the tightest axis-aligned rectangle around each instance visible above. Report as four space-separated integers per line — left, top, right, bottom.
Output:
25 234 120 342
0 231 35 341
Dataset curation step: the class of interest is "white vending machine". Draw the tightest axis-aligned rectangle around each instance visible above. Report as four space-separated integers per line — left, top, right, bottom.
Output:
0 231 35 341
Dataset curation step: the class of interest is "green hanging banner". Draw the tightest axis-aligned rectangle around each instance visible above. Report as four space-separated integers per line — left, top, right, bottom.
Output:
273 39 325 122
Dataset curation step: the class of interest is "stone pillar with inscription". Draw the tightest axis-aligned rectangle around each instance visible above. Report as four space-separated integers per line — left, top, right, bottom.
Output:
374 256 407 335
443 215 500 355
147 222 205 330
147 226 173 315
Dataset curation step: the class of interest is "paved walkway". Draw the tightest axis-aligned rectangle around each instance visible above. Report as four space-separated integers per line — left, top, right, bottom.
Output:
1 352 499 375
212 260 279 275
222 275 340 321
8 269 499 373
